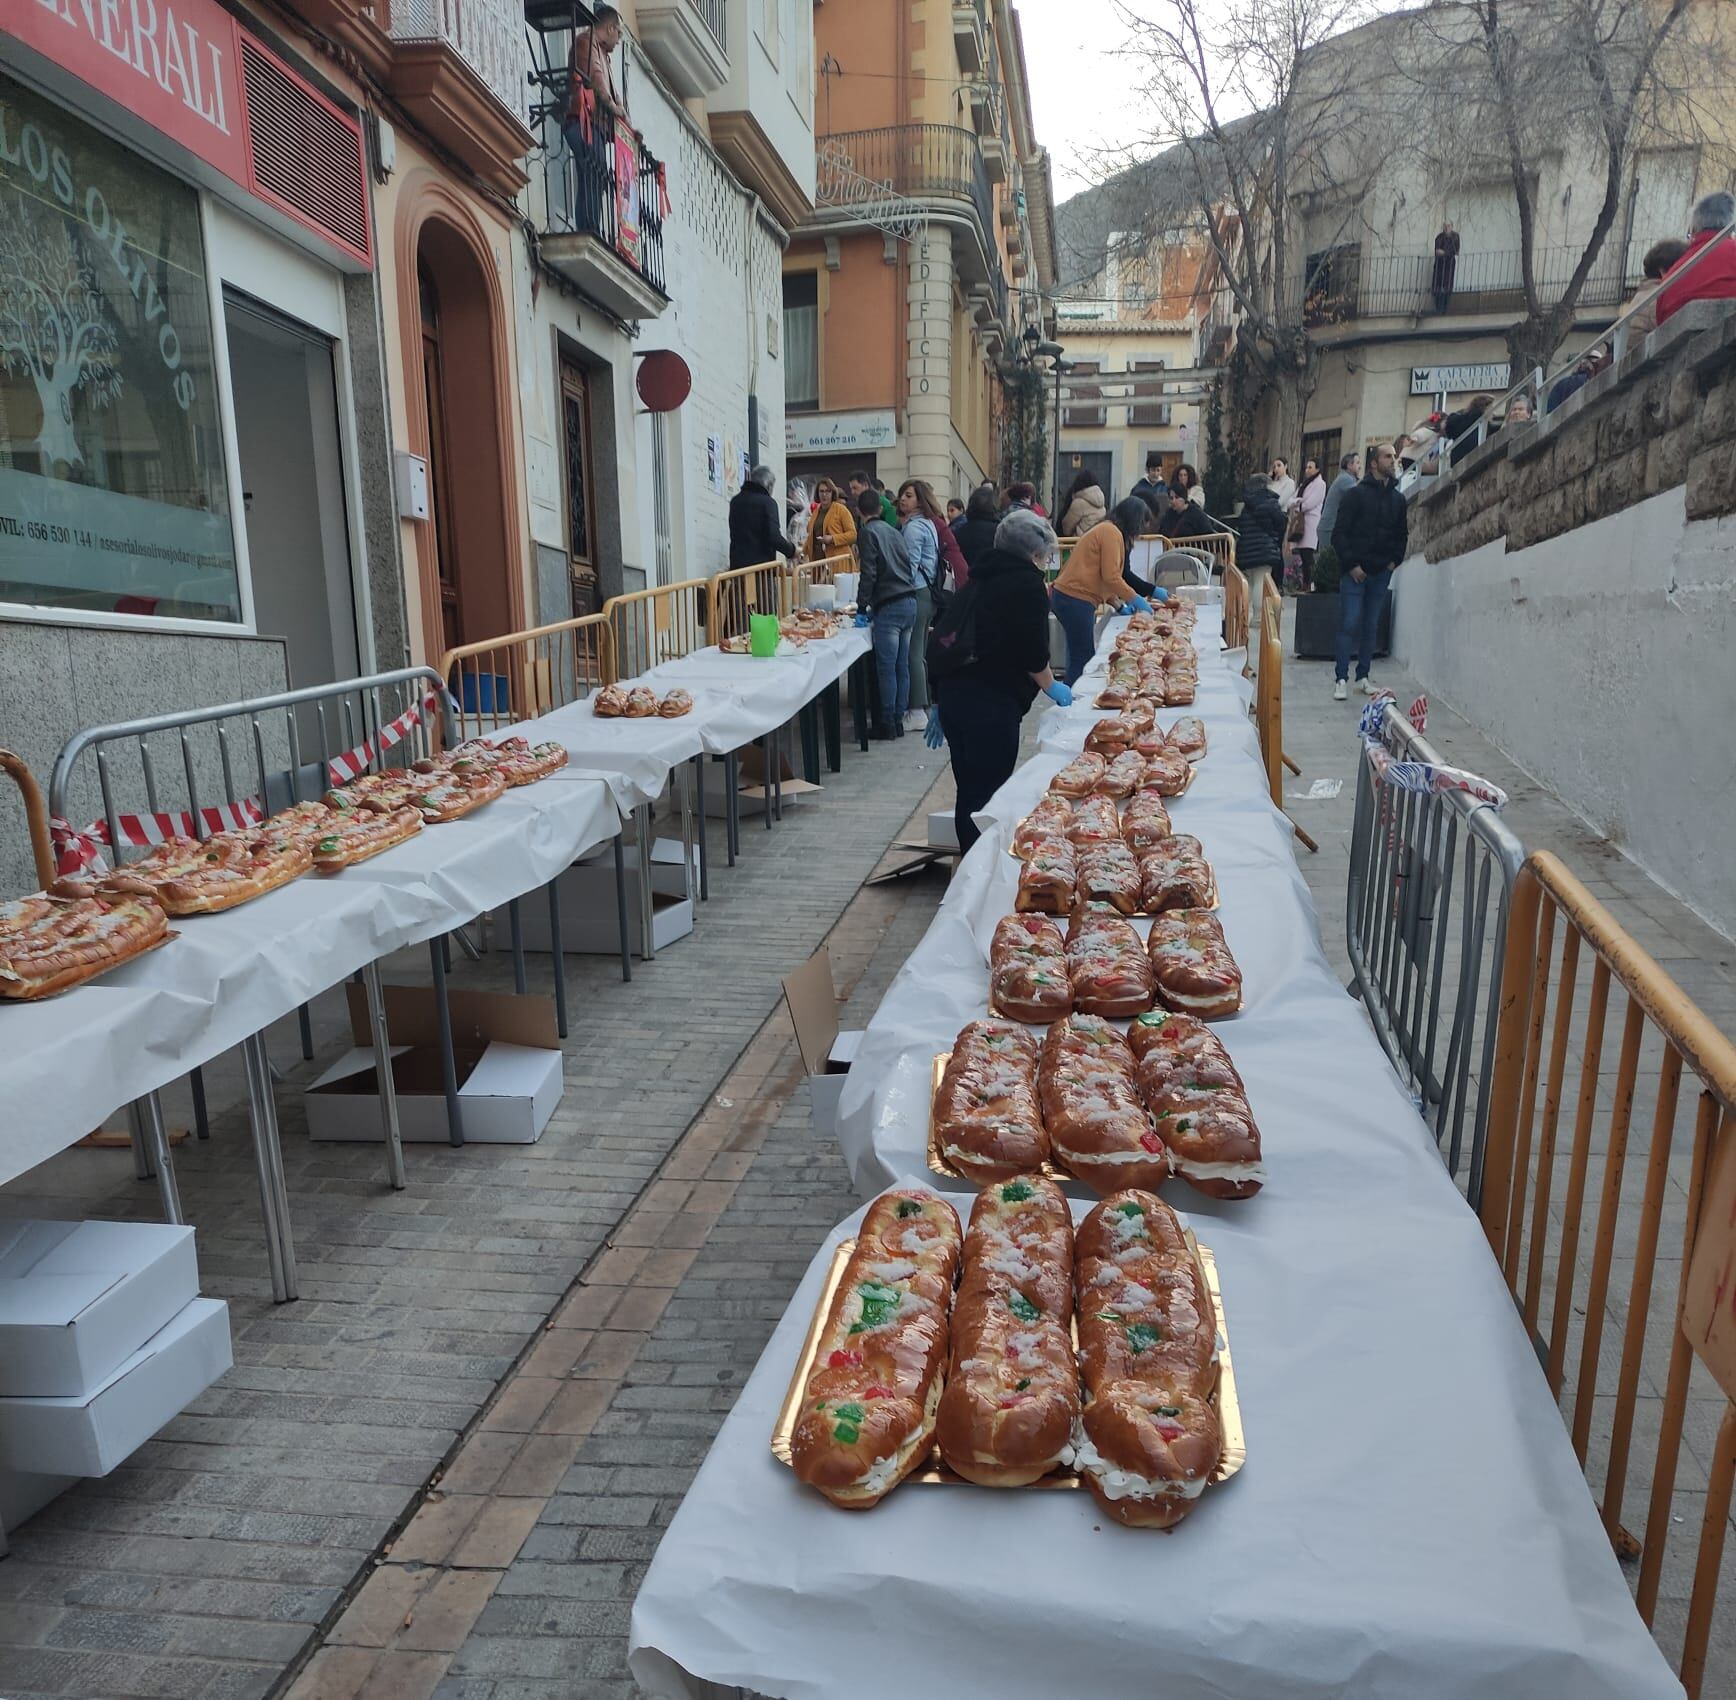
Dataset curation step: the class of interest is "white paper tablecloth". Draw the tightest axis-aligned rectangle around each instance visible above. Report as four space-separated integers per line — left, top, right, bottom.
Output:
0 776 619 1188
627 614 1681 1700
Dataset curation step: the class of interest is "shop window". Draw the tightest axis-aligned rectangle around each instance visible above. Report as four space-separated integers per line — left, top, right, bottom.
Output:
0 73 239 622
783 272 819 411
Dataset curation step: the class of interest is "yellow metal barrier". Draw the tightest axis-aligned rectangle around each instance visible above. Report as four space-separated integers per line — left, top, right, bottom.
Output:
1 748 55 890
438 614 616 745
1252 594 1316 853
708 562 788 646
1480 851 1736 1696
603 578 709 679
1222 562 1251 652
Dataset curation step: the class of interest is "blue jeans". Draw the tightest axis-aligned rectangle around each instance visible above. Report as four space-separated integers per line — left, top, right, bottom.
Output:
872 596 917 721
1335 567 1392 682
1051 586 1098 685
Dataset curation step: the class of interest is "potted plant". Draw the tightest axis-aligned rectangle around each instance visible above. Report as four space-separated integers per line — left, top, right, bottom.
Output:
1291 546 1393 659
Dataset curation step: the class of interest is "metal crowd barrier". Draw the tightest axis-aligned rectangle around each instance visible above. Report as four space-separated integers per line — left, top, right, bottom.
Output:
48 666 459 1301
1478 851 1736 1697
708 561 788 645
604 578 708 680
1345 700 1525 1203
441 611 616 744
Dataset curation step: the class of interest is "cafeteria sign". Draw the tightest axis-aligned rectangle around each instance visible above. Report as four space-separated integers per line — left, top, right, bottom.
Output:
786 409 896 456
1411 363 1512 396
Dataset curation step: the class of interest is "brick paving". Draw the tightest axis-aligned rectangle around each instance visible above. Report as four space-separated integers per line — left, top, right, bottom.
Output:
0 732 955 1700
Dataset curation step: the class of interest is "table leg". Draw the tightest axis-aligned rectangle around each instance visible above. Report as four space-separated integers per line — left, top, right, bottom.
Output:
725 753 740 865
694 755 709 901
430 937 464 1147
634 802 658 960
190 1066 210 1140
612 831 633 982
800 703 820 783
297 1003 314 1061
548 878 569 1040
678 758 696 908
761 734 774 831
241 1034 298 1303
823 682 842 772
361 961 406 1192
850 654 870 751
508 897 528 994
138 1093 182 1224
774 726 785 820
129 1099 154 1181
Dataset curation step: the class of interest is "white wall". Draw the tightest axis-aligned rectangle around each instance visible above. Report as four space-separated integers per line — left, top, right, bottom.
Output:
1394 488 1736 940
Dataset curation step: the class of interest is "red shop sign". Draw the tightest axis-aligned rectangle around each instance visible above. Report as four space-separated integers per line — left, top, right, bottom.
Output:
7 0 249 186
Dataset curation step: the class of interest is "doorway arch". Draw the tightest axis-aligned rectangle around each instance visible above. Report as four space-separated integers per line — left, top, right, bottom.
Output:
395 182 525 661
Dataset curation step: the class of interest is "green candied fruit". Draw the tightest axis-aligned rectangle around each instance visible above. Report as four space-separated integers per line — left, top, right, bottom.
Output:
833 1423 861 1444
1154 1405 1181 1419
1135 1011 1169 1030
1115 1200 1144 1218
895 1199 922 1218
834 1402 866 1424
848 1280 902 1334
1125 1322 1162 1353
1015 1377 1031 1392
1006 1291 1040 1324
999 1181 1034 1204
316 837 341 853
1095 1309 1122 1324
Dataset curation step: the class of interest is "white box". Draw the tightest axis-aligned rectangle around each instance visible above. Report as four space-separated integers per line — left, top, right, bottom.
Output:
0 1297 231 1478
304 985 564 1146
0 1464 79 1529
0 1220 198 1398
926 810 960 852
520 840 697 956
780 948 864 1140
560 890 694 957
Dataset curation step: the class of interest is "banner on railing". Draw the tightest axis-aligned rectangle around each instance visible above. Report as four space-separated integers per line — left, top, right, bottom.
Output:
616 135 641 266
1358 695 1508 810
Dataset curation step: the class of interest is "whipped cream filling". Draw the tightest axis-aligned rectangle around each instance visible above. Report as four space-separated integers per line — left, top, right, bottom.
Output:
1051 1141 1166 1168
1168 1155 1269 1182
1063 1427 1210 1502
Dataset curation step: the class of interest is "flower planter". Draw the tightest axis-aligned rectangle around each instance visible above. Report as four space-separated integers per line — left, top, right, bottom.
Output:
1292 591 1393 660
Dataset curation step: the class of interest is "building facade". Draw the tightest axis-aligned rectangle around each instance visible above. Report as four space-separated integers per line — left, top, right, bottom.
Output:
781 0 1055 503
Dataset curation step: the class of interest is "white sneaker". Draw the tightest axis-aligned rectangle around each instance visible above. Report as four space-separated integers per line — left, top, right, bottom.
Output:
1333 679 1347 701
1359 677 1381 696
904 709 928 730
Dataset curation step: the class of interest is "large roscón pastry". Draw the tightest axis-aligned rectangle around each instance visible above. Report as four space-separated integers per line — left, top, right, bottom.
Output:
1149 909 1243 1018
1064 796 1121 847
1068 1190 1221 1527
1141 747 1192 797
989 915 1070 1024
1014 796 1072 856
483 736 570 785
1094 749 1148 800
1015 841 1075 914
1084 717 1137 758
592 684 629 718
1128 1011 1265 1199
790 1190 962 1508
1065 907 1155 1019
1039 1015 1167 1193
0 892 169 1000
624 685 658 718
1049 752 1107 798
98 830 312 915
1165 716 1207 761
1122 791 1173 855
1075 841 1142 915
936 1178 1082 1487
933 1020 1049 1181
1138 834 1217 914
310 805 423 872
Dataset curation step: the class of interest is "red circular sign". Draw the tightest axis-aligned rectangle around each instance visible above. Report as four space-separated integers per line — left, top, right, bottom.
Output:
636 350 693 413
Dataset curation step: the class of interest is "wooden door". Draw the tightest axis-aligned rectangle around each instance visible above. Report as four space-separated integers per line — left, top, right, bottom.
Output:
420 263 462 651
559 356 600 615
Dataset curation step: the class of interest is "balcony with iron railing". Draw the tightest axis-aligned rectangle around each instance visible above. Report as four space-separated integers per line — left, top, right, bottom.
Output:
953 0 988 73
636 0 729 98
815 124 997 264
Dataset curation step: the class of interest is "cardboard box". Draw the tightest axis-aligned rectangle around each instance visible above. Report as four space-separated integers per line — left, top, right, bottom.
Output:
0 1297 231 1478
305 985 564 1146
0 1220 198 1398
781 948 863 1139
926 811 960 852
519 846 696 958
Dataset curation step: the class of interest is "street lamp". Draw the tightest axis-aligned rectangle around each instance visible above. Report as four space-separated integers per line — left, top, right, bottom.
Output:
1017 326 1065 510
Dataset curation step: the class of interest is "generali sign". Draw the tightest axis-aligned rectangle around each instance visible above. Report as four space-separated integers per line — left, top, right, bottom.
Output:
7 0 247 185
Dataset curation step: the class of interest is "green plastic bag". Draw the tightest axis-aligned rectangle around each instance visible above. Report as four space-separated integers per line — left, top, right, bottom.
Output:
749 613 780 657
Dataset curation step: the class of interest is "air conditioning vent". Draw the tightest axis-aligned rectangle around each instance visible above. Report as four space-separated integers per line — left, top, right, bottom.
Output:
242 36 372 265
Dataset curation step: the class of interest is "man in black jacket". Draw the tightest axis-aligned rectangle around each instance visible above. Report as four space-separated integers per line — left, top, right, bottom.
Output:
727 465 795 570
1330 441 1406 700
1158 486 1215 540
1130 451 1169 522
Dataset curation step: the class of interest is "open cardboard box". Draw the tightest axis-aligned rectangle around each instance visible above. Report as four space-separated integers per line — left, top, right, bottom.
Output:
0 1220 199 1399
780 947 863 1139
305 984 563 1146
0 1296 231 1478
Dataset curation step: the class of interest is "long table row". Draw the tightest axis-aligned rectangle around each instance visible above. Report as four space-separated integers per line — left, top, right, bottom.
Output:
625 604 1680 1700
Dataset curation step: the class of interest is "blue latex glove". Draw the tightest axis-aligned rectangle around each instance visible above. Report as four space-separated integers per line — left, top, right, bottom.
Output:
1152 586 1172 603
853 611 872 627
924 706 945 749
1128 594 1155 614
1044 679 1073 707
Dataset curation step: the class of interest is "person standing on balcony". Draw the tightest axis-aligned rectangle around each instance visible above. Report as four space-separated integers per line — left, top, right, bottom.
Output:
1432 222 1460 314
1331 442 1407 701
566 5 634 139
854 488 919 740
728 465 795 570
1319 450 1360 556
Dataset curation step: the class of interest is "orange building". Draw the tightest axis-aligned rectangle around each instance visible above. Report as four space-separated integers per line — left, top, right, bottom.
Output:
781 1 1055 501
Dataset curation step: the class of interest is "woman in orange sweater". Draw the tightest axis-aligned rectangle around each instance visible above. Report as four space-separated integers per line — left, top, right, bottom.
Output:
811 478 857 560
1049 498 1161 683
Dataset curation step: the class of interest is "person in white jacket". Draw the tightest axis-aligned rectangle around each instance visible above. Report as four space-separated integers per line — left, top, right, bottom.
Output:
1292 459 1326 591
1269 457 1298 512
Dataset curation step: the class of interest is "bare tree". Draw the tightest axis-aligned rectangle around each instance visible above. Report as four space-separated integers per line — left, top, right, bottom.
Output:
0 199 122 474
1111 0 1395 456
1395 0 1708 376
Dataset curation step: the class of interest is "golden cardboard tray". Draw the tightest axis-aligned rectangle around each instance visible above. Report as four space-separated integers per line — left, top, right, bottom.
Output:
770 1232 1246 1494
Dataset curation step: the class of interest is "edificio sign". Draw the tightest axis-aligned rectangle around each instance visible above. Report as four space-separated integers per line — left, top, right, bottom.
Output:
1411 363 1512 396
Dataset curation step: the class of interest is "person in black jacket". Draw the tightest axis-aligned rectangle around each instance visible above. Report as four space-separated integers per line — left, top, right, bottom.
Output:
1330 441 1407 699
929 509 1073 853
952 485 1001 577
1232 474 1285 647
727 465 794 570
1158 486 1215 540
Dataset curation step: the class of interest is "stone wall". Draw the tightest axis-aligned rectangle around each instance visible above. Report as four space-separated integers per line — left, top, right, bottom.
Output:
1407 298 1736 561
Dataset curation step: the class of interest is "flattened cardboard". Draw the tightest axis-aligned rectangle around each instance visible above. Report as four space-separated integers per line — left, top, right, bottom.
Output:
1682 1123 1736 1403
0 1221 198 1398
781 950 862 1139
0 1297 231 1477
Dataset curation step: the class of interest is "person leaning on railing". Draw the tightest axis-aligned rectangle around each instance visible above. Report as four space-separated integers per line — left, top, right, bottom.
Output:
1049 499 1165 685
565 5 634 140
1657 189 1736 325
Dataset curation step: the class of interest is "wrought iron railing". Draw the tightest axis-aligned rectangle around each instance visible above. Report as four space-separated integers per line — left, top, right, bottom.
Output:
817 125 995 253
685 0 727 50
388 0 528 120
541 105 669 299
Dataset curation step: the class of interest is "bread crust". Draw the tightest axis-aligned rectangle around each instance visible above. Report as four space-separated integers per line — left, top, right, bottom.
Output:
1128 1011 1264 1199
1064 909 1156 1019
1122 792 1173 855
1048 753 1107 798
1165 716 1207 761
1149 909 1243 1018
933 1021 1048 1181
1039 1015 1167 1193
988 915 1070 1025
0 894 169 1000
1014 842 1075 914
1137 834 1217 914
1075 842 1142 916
790 1191 962 1508
310 806 423 872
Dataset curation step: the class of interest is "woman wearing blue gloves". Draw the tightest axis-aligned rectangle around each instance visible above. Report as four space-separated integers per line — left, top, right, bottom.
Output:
1048 497 1168 684
925 509 1074 855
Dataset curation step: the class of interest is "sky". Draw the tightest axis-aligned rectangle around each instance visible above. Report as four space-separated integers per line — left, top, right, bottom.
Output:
1017 0 1155 206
